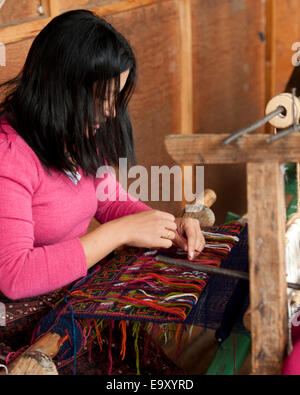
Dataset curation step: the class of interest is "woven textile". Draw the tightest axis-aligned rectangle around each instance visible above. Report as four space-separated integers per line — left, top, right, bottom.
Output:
32 222 246 369
38 222 244 324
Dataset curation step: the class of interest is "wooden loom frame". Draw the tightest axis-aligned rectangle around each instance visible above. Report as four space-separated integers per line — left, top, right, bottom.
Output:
165 132 295 375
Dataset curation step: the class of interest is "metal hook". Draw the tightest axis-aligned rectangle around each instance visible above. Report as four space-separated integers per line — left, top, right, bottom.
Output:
222 106 285 145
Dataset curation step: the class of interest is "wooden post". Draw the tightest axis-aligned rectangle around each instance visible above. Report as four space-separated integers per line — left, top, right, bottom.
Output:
164 133 294 374
48 0 60 17
247 161 288 374
177 0 195 212
177 0 193 135
265 0 276 135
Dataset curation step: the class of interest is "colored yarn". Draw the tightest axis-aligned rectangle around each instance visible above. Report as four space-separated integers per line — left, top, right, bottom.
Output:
132 322 140 375
94 320 103 351
108 321 114 375
119 321 127 360
31 223 245 373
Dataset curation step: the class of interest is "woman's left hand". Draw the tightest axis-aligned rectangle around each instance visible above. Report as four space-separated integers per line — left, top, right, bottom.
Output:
173 217 205 260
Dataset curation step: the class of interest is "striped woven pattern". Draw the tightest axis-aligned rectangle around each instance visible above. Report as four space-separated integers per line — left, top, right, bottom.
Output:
61 222 245 323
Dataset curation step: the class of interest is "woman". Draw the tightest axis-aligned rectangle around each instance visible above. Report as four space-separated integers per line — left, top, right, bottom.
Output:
0 9 205 374
0 9 204 301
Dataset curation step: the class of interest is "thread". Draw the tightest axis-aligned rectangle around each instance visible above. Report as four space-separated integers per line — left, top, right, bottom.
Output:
108 320 114 375
94 320 103 351
119 321 127 360
132 322 140 375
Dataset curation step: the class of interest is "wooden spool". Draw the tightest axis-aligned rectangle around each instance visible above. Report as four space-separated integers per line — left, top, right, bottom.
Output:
181 188 216 227
265 93 300 129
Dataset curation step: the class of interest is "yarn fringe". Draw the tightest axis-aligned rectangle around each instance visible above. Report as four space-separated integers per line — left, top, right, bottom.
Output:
77 318 187 375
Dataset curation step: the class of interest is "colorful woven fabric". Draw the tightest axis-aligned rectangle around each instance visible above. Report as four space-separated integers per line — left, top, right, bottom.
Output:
44 222 244 325
32 222 246 371
0 285 184 376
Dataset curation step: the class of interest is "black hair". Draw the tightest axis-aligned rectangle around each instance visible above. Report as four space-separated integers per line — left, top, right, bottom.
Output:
0 9 137 177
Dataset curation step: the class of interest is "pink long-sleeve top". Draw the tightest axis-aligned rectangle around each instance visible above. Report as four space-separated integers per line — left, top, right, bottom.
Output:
0 120 151 300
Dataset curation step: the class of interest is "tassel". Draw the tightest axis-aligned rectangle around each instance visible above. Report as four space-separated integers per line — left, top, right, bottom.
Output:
119 320 127 360
175 325 185 359
68 304 77 376
175 323 181 342
108 320 114 375
94 320 103 351
132 322 140 375
59 333 70 348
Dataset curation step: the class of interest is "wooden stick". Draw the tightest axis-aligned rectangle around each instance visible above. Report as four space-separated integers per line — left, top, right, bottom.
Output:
156 254 300 290
155 254 249 281
177 0 193 135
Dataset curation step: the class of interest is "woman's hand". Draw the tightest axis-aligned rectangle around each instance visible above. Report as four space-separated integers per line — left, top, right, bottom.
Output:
121 210 205 260
122 209 177 249
172 217 205 260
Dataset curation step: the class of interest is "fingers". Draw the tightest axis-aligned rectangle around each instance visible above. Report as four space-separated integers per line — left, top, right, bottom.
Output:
194 224 205 256
155 214 206 257
161 229 176 241
172 232 188 251
181 218 205 260
153 210 177 245
156 237 173 249
153 209 176 223
185 221 197 260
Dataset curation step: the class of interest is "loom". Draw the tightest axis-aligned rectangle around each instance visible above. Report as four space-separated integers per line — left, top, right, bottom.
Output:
5 189 240 375
164 90 300 374
4 92 300 375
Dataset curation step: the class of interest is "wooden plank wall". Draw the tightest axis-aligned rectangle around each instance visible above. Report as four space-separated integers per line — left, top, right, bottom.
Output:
0 0 298 223
267 0 300 99
192 0 265 222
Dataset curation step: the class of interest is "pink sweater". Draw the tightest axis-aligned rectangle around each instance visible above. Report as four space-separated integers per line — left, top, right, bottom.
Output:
0 121 151 300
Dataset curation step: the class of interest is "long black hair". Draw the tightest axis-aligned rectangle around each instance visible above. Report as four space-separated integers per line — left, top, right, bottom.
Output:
0 9 137 177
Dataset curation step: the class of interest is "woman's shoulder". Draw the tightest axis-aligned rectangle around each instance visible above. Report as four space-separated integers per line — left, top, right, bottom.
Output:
0 119 41 189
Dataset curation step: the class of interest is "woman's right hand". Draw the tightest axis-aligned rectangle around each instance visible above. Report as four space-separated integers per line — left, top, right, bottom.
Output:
121 209 177 249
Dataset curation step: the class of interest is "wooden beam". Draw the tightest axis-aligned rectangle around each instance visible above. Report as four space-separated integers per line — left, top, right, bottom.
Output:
177 0 193 135
265 0 277 134
177 0 194 210
165 133 300 164
266 0 276 105
247 161 288 374
48 0 60 17
0 0 166 45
